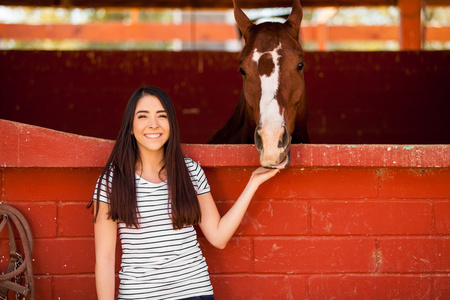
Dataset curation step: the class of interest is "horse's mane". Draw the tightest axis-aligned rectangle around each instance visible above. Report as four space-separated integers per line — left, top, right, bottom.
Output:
207 91 254 144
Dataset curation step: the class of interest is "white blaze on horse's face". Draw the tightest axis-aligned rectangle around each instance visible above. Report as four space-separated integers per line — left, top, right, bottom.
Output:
252 43 283 132
252 43 291 167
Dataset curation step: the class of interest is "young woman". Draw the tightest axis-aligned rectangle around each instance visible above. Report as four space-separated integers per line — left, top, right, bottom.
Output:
89 86 282 300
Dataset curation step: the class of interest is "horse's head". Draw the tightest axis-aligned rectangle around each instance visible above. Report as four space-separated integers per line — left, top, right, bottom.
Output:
234 0 307 168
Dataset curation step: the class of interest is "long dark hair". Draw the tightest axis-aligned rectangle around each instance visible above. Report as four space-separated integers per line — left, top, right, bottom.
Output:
88 86 201 229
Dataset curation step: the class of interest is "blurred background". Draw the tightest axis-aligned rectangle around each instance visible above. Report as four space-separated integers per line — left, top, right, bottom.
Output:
0 4 449 51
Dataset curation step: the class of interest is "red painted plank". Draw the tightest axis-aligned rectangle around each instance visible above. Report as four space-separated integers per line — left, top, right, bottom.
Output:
0 276 54 300
311 201 433 235
3 168 101 202
377 275 432 299
206 167 379 200
378 237 449 273
198 237 253 273
0 120 114 168
2 120 449 168
53 275 97 300
253 237 376 273
433 275 450 300
290 144 450 168
379 169 450 199
32 238 122 275
215 201 309 236
0 120 19 165
34 276 53 300
58 203 95 237
210 275 308 299
33 238 94 275
435 238 450 272
309 275 377 300
262 168 380 199
435 202 450 234
0 202 57 238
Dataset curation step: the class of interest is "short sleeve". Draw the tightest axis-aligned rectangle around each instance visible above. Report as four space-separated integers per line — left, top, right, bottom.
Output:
185 157 211 195
92 172 112 204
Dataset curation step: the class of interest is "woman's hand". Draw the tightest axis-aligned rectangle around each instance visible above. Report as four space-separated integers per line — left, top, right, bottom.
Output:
249 167 281 188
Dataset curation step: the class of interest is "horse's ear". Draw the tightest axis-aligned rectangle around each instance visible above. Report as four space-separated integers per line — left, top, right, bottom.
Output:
285 0 303 38
233 0 254 39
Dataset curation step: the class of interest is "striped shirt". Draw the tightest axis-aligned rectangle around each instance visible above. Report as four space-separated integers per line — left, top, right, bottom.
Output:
94 158 213 300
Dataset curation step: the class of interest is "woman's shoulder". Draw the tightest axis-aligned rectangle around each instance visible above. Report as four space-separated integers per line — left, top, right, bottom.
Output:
184 157 194 163
184 157 196 167
183 157 203 172
98 164 115 180
183 157 210 193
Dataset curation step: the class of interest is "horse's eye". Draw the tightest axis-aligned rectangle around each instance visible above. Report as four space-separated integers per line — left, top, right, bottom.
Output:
297 62 304 71
239 67 246 76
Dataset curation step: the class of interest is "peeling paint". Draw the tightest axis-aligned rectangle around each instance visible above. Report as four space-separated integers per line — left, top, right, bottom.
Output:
271 243 282 251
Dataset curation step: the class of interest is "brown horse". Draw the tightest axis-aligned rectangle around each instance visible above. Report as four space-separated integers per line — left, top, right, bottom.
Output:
208 0 309 168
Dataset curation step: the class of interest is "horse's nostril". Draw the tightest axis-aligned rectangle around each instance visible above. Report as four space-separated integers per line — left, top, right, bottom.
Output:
254 129 263 151
278 127 290 148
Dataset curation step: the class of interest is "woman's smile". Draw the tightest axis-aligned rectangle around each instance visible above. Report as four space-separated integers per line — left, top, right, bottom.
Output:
144 132 163 139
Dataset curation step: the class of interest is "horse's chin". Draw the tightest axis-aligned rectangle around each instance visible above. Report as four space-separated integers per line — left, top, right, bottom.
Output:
262 151 290 169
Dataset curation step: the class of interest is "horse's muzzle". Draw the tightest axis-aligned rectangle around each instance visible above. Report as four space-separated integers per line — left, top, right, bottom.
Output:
255 125 292 168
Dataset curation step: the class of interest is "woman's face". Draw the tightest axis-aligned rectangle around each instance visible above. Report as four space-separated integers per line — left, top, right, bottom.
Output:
132 95 170 155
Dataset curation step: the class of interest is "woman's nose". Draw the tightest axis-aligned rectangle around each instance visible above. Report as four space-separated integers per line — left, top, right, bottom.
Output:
147 116 159 128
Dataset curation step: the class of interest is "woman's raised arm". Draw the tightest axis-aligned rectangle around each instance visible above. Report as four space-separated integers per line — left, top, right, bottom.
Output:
198 167 279 249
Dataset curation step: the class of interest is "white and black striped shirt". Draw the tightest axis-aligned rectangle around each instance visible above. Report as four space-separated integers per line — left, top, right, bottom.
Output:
94 158 213 300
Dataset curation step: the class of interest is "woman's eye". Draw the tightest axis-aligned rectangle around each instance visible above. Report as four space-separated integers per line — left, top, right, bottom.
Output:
138 115 147 119
158 114 168 119
297 62 304 71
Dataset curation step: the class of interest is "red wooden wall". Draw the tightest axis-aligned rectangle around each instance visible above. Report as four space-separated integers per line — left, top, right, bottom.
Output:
1 119 449 299
1 50 449 144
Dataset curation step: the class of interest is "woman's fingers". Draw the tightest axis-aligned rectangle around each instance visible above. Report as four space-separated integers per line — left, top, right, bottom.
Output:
251 167 280 185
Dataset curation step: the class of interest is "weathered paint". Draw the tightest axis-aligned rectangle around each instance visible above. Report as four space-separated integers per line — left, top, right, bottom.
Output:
2 120 449 168
1 119 449 299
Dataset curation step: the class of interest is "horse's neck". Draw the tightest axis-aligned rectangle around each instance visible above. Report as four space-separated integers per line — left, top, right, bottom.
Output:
292 94 310 143
292 125 310 143
208 91 255 144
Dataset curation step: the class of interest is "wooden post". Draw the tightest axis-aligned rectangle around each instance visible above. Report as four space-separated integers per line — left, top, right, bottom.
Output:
130 8 139 25
314 8 337 51
316 24 328 51
398 0 424 50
